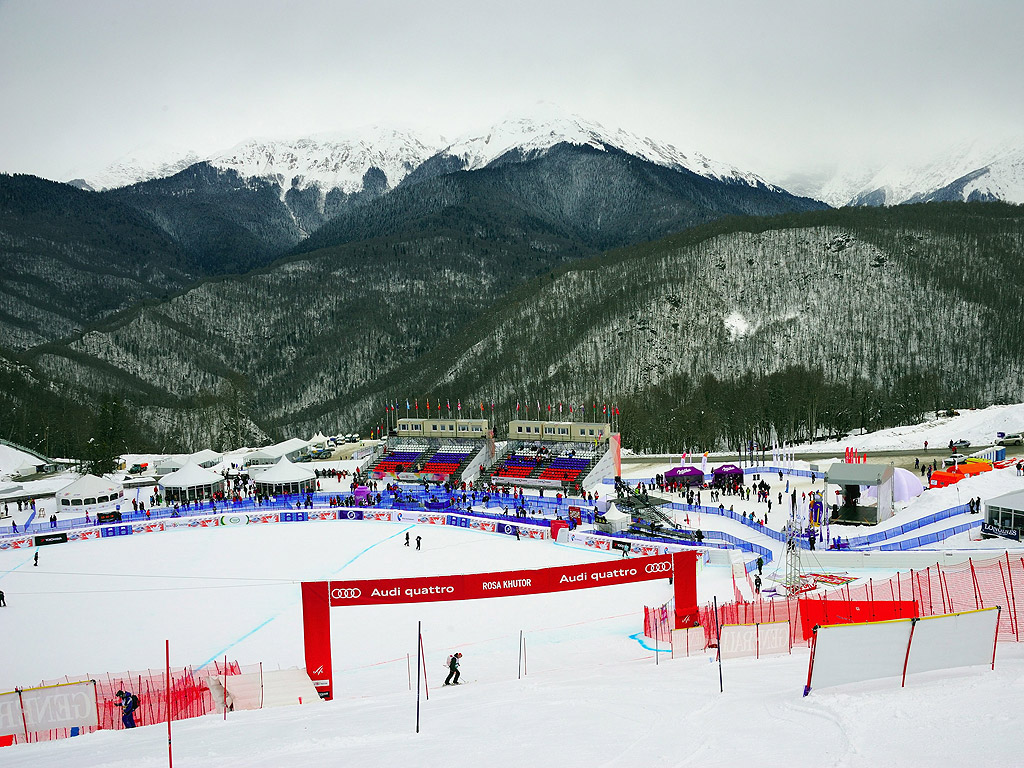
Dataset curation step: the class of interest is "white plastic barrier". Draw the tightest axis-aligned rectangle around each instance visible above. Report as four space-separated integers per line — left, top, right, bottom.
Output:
671 627 706 658
805 607 999 694
717 621 790 660
905 608 999 676
0 681 98 737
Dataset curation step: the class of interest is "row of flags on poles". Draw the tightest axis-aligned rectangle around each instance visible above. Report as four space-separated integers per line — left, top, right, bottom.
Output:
381 399 621 416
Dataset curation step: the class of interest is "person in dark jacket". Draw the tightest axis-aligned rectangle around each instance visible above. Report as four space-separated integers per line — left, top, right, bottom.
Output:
116 690 138 728
444 652 462 685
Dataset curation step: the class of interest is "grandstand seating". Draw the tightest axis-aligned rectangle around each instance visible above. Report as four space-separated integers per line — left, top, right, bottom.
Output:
420 451 471 476
373 449 426 474
491 455 540 479
538 456 591 482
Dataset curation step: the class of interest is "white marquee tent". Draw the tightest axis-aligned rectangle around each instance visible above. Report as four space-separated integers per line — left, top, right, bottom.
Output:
254 456 317 496
55 474 124 512
159 462 225 502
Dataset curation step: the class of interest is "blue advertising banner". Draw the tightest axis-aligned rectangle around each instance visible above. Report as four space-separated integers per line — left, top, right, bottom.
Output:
281 511 309 523
981 522 1020 541
100 525 133 538
340 509 363 521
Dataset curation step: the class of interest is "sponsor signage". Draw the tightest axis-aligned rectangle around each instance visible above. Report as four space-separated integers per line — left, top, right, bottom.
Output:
0 681 99 737
100 525 133 538
303 551 698 703
34 533 68 547
981 522 1020 541
326 554 678 607
280 511 309 523
96 512 121 524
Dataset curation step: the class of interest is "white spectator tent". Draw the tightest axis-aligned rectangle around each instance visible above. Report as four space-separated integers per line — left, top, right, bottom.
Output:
597 503 632 534
13 460 41 479
159 462 225 502
254 456 317 496
188 449 223 468
154 455 187 476
308 432 329 449
245 438 310 466
55 474 124 513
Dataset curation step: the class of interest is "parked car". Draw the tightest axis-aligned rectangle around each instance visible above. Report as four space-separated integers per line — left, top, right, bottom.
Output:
996 433 1024 446
128 463 148 474
949 439 971 450
943 453 968 466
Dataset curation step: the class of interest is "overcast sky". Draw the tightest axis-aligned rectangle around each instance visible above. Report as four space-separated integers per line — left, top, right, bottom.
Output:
1 0 1021 184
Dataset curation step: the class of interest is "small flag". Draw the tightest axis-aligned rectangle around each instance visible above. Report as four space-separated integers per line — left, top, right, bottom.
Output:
415 399 419 411
457 399 462 412
516 401 520 412
406 399 410 412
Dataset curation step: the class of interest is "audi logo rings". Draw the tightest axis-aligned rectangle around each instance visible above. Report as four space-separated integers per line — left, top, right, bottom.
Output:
645 562 672 574
331 588 362 599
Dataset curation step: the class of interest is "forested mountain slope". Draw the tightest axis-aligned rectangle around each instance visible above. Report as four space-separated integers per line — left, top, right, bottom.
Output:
17 202 1023 452
0 174 195 350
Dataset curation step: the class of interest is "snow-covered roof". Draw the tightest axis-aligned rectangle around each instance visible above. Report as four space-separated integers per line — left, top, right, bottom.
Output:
156 455 186 470
249 438 310 461
159 462 224 489
987 489 1024 511
55 474 123 500
188 449 223 464
254 456 316 484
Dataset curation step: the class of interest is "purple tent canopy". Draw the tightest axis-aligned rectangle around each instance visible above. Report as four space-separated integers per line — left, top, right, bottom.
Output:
665 466 705 480
712 464 743 475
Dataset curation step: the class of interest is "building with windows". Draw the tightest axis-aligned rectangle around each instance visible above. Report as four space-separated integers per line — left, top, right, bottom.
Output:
984 490 1024 539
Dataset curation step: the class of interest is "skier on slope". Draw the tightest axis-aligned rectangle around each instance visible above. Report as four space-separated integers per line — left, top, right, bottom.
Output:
444 652 462 685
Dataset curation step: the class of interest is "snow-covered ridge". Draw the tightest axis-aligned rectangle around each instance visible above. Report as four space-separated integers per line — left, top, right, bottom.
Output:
65 147 203 192
64 109 777 194
808 136 1024 207
208 126 443 194
438 106 775 189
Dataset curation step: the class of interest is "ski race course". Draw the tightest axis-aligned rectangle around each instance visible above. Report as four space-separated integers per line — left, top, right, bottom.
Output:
2 408 1024 766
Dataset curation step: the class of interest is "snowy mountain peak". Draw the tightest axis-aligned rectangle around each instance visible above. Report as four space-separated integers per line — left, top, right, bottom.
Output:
438 106 774 189
63 146 203 192
208 126 443 194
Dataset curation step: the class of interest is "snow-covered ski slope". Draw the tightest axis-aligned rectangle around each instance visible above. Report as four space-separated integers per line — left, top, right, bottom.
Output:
1 506 1022 767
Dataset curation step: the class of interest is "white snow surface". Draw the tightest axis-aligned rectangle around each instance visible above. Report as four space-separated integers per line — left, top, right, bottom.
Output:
440 103 774 188
2 507 1023 766
790 403 1024 454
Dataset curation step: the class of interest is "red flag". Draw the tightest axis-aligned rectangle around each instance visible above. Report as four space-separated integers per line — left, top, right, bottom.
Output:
516 401 520 412
415 399 419 411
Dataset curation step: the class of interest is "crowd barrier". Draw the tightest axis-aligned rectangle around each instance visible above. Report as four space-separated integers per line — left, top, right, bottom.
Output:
3 661 228 745
0 506 553 554
685 551 1024 649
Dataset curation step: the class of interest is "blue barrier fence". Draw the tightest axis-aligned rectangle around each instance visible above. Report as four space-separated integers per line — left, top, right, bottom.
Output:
2 484 601 538
876 519 982 550
843 504 971 547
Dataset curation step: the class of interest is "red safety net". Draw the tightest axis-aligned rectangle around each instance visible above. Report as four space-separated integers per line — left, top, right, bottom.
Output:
646 553 1024 649
10 660 240 745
